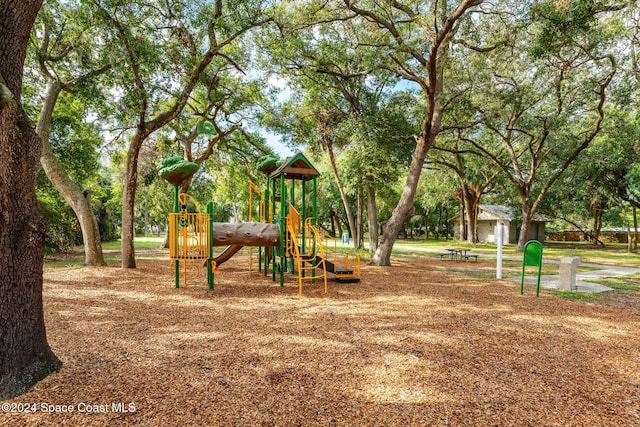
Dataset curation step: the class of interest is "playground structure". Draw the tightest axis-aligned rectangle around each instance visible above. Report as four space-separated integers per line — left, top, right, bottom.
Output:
167 153 361 294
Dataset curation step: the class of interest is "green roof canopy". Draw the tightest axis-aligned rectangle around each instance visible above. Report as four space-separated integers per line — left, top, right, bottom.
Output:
269 153 319 181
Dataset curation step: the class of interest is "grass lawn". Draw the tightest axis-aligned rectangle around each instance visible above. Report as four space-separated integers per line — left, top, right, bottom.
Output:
391 238 640 267
101 236 165 251
384 239 640 303
44 236 640 305
44 236 166 268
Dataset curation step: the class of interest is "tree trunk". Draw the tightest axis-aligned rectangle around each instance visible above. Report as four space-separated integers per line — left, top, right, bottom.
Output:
457 196 466 240
463 185 483 244
324 140 357 248
423 214 429 240
619 202 632 252
435 206 442 240
0 0 62 399
444 206 451 237
367 181 378 255
37 81 105 265
461 208 467 240
590 200 604 246
329 208 336 237
633 206 638 251
593 211 603 245
370 39 450 263
517 203 533 251
333 209 343 238
121 134 144 268
371 133 436 265
98 2 253 269
365 0 475 264
356 183 364 249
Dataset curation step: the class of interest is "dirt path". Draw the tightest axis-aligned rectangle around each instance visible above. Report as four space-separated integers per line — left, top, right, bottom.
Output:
4 253 640 426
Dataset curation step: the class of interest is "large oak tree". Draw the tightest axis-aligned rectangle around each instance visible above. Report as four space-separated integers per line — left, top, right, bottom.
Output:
0 0 61 399
30 2 113 265
91 0 272 268
458 0 619 250
340 0 485 265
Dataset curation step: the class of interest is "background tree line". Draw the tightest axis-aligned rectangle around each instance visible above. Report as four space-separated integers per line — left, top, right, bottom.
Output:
24 0 640 270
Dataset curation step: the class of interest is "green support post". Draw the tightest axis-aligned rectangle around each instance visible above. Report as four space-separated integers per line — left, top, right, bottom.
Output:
289 179 296 273
258 189 263 273
312 177 318 283
301 180 306 254
290 179 295 206
280 176 286 287
301 180 306 278
173 185 180 289
207 202 214 290
272 177 277 282
312 176 317 226
264 178 270 277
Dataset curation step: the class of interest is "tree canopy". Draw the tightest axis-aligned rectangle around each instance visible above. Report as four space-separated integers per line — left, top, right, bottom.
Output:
18 0 640 265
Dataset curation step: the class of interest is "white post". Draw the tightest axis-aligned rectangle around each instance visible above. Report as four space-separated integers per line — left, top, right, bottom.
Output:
495 223 503 279
559 257 581 291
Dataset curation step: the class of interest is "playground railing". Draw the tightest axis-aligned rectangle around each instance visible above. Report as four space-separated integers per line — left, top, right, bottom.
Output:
286 217 328 295
169 213 211 261
317 230 362 280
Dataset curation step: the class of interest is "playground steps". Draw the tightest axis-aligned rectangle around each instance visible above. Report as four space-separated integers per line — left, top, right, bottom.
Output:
294 253 328 295
287 213 361 293
286 222 328 295
335 275 360 283
295 248 361 283
296 255 358 282
315 256 360 283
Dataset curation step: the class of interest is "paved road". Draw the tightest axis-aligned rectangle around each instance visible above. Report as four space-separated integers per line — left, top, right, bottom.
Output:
394 244 640 293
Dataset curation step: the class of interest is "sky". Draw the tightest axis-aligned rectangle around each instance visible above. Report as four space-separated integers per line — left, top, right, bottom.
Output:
264 131 295 158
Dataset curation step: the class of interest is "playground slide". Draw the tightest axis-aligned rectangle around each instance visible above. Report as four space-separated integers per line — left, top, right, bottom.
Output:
213 245 243 266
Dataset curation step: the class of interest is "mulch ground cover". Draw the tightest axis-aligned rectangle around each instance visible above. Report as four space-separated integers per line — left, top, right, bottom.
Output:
4 252 640 426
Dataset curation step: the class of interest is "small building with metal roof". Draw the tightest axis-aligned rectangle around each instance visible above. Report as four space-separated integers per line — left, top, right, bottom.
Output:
451 204 549 244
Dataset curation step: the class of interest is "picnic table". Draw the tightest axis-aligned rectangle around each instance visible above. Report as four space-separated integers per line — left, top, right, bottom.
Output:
438 248 464 261
438 248 478 262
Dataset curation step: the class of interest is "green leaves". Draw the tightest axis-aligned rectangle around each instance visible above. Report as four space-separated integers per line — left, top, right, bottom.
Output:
528 0 608 59
196 120 217 136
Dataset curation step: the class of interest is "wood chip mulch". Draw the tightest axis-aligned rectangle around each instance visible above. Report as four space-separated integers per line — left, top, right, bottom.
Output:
4 253 640 426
